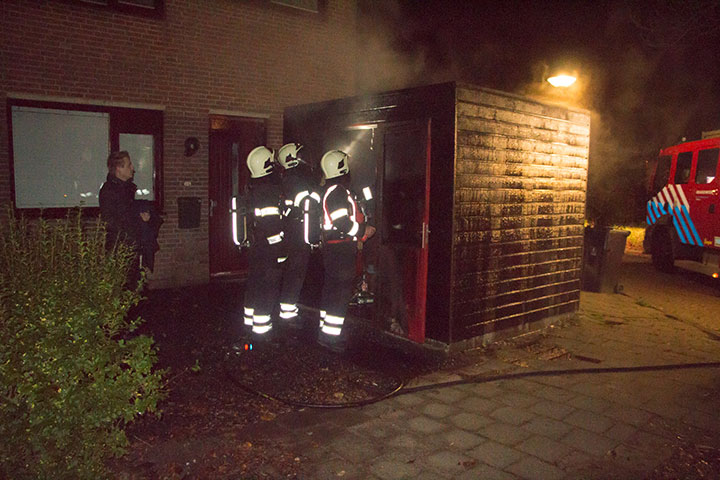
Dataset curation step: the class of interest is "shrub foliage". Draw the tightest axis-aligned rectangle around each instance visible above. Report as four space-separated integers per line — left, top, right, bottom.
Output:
0 209 165 479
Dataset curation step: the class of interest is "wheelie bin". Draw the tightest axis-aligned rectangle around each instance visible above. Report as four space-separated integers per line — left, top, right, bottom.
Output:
581 227 631 293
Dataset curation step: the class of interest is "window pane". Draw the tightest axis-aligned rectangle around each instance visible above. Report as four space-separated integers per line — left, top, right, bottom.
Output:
652 155 672 194
119 134 154 200
695 148 719 184
674 151 693 184
11 106 109 208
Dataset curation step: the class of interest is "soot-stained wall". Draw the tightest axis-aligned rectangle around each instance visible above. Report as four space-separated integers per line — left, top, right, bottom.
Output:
450 84 589 346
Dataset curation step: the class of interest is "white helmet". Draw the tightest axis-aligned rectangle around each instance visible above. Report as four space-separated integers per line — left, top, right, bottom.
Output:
277 143 303 169
246 146 275 178
320 150 350 179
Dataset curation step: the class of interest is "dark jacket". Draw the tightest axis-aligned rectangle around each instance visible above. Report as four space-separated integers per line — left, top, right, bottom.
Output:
281 166 319 246
134 199 163 271
249 175 284 255
99 173 140 250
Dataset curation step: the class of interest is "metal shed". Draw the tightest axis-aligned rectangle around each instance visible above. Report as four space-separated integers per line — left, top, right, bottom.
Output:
284 81 590 350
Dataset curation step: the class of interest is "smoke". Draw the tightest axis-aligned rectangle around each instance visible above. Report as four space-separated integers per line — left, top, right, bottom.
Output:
356 1 531 93
355 30 431 93
356 1 720 224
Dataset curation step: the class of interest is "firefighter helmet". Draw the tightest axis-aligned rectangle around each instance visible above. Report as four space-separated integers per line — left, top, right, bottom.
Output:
247 146 275 178
277 143 303 169
320 150 350 179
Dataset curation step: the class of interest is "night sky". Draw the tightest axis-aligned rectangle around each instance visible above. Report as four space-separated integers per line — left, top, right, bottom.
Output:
356 0 720 223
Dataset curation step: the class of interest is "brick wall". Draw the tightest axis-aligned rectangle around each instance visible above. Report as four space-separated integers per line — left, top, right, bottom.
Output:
0 0 357 287
452 86 590 343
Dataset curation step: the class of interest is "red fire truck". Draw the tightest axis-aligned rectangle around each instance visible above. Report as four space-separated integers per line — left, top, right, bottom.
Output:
644 136 720 278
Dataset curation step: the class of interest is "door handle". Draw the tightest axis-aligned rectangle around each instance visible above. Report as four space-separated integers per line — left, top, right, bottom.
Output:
209 199 217 217
421 222 430 249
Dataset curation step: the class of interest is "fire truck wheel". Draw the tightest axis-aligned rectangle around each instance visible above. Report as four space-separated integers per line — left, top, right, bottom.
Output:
651 227 675 273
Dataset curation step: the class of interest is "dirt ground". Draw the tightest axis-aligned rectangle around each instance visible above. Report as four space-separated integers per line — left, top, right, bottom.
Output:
109 253 720 479
110 282 473 479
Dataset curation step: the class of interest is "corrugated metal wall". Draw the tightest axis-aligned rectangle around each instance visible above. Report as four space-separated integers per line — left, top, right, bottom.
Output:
451 85 590 343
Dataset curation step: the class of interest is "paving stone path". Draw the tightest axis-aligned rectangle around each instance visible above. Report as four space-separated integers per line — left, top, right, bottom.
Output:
235 254 720 479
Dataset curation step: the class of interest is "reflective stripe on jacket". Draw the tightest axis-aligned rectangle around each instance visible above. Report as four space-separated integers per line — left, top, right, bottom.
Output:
281 167 320 245
321 182 366 242
249 180 284 246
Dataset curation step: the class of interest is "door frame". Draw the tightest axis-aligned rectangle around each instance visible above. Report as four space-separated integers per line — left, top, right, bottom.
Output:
375 118 432 343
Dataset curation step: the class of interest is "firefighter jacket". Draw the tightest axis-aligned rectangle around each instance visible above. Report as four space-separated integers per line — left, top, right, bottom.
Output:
248 176 284 252
321 177 368 243
281 167 321 246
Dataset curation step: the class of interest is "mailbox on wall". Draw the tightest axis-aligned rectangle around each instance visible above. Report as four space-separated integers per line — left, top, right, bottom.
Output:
177 196 201 229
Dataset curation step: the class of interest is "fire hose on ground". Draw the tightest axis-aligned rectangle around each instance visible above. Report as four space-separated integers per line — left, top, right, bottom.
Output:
215 302 720 409
224 359 720 410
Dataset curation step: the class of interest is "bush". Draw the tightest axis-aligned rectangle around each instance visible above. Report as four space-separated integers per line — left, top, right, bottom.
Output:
0 208 166 479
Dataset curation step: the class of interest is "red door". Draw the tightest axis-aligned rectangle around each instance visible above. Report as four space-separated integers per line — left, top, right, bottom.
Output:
376 120 431 342
208 116 266 277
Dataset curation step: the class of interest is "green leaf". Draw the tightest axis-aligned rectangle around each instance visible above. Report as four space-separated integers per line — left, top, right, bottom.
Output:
0 205 166 479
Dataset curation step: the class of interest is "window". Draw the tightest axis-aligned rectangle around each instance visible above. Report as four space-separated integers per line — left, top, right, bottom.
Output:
695 148 719 184
8 99 163 215
59 0 164 18
674 151 693 184
652 155 672 194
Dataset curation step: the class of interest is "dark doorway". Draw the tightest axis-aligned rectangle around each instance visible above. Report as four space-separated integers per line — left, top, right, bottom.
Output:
303 120 432 342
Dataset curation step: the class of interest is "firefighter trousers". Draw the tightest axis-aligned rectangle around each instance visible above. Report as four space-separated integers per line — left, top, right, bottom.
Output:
243 245 282 337
278 240 311 322
319 241 357 345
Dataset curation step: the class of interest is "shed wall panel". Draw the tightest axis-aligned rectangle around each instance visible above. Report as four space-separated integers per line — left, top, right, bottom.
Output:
451 85 590 343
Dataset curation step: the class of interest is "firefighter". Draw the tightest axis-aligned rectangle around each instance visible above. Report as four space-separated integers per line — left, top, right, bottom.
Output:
276 142 321 329
318 150 376 353
242 146 286 342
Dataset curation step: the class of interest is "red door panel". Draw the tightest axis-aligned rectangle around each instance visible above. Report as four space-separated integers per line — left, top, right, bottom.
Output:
377 120 431 343
208 116 265 276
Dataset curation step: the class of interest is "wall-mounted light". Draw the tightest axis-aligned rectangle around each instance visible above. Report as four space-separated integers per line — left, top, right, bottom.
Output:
547 74 577 88
184 137 200 157
343 123 377 151
345 123 378 131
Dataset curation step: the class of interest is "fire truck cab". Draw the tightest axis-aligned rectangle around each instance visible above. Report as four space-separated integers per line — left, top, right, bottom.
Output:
644 136 720 278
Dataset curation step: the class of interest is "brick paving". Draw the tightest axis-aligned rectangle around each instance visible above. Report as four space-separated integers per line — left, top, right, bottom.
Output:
230 255 720 479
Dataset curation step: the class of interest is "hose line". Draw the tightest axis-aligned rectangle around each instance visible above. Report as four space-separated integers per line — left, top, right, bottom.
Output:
224 362 404 409
397 361 720 396
226 360 720 408
215 296 720 407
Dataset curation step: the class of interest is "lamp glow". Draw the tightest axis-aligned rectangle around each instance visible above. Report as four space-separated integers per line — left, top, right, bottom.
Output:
547 74 577 87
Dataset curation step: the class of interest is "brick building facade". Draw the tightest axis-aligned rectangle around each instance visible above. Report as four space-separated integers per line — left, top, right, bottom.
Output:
0 0 357 288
